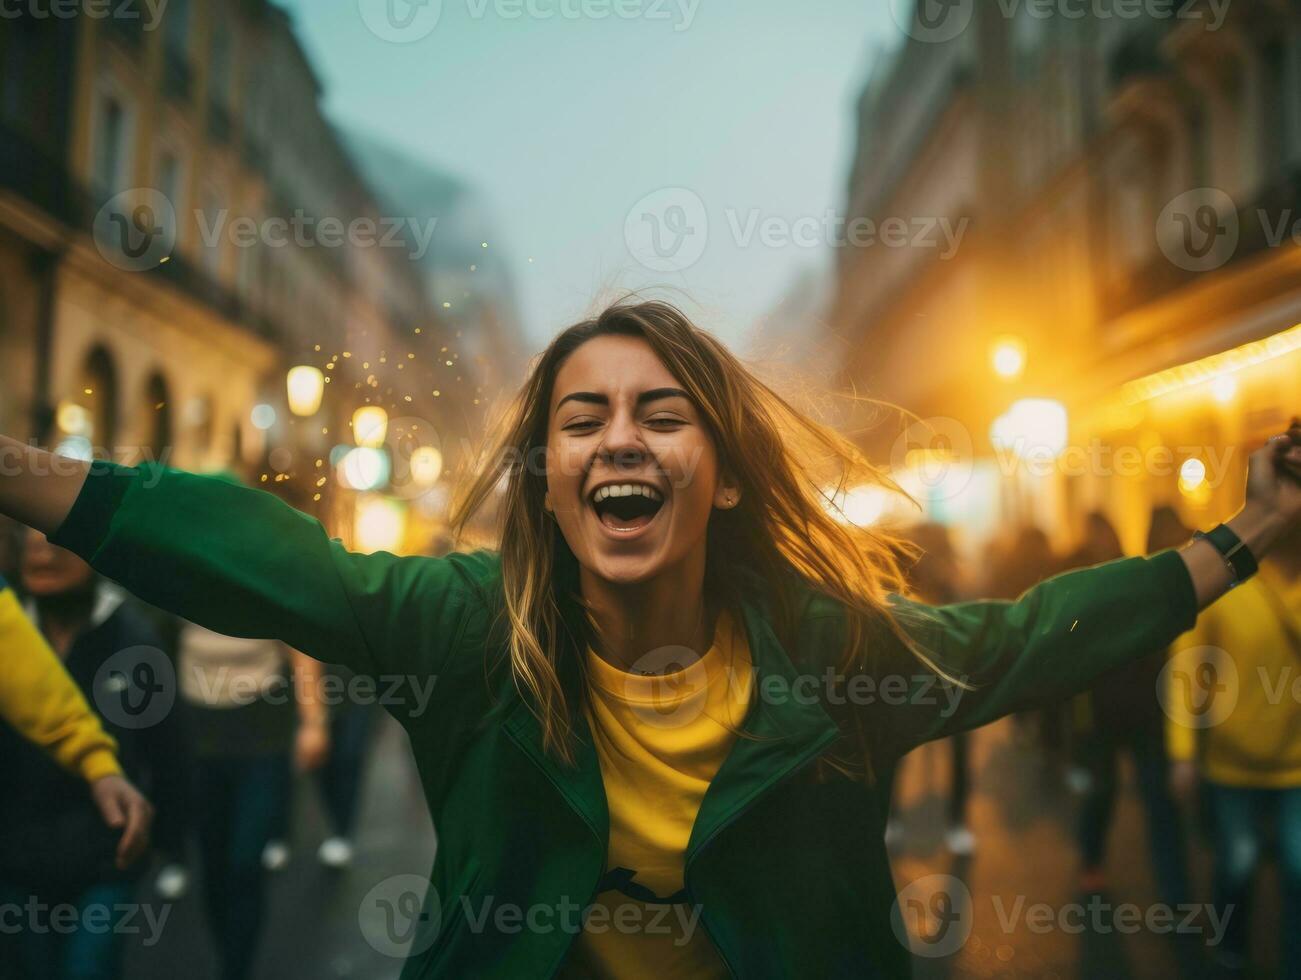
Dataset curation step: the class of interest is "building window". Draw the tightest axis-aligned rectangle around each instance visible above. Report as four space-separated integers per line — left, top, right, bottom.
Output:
154 149 183 244
92 92 128 199
79 345 119 450
165 0 191 54
143 372 173 461
200 186 224 276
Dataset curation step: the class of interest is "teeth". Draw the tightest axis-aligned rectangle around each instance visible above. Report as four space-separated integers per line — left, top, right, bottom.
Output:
592 483 663 504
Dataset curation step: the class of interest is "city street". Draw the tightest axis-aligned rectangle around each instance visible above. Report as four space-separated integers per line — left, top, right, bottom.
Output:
123 713 1278 980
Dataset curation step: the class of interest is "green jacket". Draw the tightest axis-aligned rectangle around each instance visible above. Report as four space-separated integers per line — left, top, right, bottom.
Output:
51 462 1200 978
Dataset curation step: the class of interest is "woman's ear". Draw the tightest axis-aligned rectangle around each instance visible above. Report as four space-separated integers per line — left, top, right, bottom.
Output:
713 478 741 510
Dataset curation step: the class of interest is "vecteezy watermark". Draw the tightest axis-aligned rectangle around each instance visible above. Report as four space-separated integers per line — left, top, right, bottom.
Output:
0 440 172 483
991 895 1232 944
357 0 699 42
1156 644 1301 731
891 873 1232 958
624 187 969 273
93 189 177 273
891 874 974 957
0 0 170 30
0 898 172 947
185 668 442 718
359 879 703 958
889 0 1229 44
1156 186 1301 273
192 209 439 261
93 646 177 730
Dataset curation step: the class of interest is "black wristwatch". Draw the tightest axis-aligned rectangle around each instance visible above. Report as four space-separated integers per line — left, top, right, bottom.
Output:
1193 523 1259 588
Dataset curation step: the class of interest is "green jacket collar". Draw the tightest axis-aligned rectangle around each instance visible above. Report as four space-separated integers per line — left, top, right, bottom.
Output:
501 563 841 865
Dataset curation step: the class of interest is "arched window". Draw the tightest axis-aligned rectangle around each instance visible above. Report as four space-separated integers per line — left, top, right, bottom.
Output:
80 345 118 449
142 372 172 461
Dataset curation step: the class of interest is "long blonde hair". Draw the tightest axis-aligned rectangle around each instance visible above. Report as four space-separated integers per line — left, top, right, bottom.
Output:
450 299 941 766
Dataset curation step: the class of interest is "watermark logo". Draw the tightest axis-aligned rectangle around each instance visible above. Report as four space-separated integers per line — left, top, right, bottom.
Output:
358 0 443 42
1156 187 1239 273
889 0 973 43
620 645 712 729
890 416 974 501
624 187 709 272
93 645 176 730
93 189 176 272
891 873 973 957
360 875 442 957
1158 644 1239 730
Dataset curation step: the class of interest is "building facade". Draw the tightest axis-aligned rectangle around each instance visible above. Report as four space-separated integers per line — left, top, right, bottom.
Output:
0 1 493 552
831 0 1301 553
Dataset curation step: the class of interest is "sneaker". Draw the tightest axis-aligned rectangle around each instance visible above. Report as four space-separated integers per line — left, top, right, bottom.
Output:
317 836 355 869
261 840 291 872
154 864 189 899
943 824 976 856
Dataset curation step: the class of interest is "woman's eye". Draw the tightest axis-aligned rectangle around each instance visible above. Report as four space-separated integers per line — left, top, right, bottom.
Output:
563 420 601 432
646 417 684 428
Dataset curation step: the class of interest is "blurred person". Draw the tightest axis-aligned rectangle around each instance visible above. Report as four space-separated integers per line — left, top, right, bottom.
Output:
1168 519 1301 976
308 668 377 869
0 302 1298 977
1070 507 1192 906
0 530 182 980
884 522 975 856
0 570 153 867
175 473 329 980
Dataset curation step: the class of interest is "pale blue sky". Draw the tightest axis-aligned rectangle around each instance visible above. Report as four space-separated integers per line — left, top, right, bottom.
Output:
274 0 902 348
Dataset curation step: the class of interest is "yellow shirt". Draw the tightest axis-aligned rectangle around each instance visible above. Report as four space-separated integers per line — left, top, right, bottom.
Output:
1166 564 1301 787
561 608 753 980
0 579 121 782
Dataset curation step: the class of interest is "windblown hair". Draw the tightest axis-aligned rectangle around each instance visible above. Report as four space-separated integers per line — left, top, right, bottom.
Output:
449 299 945 766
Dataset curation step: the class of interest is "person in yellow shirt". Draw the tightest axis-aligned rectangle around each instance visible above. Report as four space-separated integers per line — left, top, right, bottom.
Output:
0 571 153 868
1167 522 1301 975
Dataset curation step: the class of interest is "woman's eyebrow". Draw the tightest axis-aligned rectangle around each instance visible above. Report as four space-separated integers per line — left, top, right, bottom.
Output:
553 387 691 415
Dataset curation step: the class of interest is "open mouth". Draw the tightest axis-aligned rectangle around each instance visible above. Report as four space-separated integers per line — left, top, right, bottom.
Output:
589 482 665 534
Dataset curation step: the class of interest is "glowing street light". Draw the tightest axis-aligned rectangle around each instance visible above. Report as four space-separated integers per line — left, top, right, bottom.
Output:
353 406 388 448
990 335 1027 381
990 399 1069 458
287 366 325 417
409 446 443 488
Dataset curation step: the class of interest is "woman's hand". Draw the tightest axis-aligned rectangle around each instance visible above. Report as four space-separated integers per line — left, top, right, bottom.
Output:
1242 417 1301 525
89 774 155 870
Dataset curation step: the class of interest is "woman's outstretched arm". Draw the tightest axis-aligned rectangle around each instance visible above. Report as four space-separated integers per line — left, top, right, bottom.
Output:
869 421 1301 759
0 438 489 685
0 435 90 534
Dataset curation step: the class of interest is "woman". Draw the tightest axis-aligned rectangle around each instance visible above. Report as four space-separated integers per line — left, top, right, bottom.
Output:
0 300 1298 978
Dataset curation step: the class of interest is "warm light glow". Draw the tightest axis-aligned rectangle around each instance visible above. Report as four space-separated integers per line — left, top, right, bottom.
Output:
1119 322 1301 404
56 401 91 436
251 404 276 430
338 447 390 491
287 366 325 417
823 484 889 527
409 446 443 488
1209 374 1237 404
990 399 1069 458
355 496 406 553
1179 458 1207 493
353 406 388 447
990 336 1027 380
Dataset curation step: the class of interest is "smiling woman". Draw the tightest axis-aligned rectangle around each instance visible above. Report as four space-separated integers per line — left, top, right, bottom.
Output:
0 299 1298 979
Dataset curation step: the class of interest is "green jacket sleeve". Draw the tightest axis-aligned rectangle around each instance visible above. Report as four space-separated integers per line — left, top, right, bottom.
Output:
49 461 484 684
866 548 1199 760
